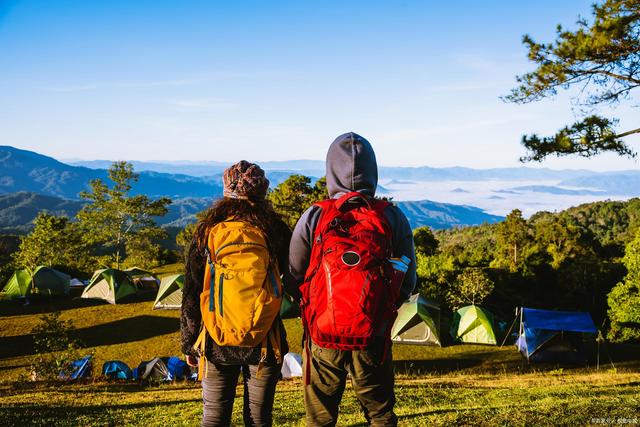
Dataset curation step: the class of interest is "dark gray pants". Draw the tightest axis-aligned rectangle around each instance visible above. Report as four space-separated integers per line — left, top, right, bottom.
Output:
303 342 397 427
201 361 280 427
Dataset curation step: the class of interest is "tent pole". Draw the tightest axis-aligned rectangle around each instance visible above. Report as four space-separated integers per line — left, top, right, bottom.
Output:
518 307 529 365
597 331 600 370
500 307 519 348
598 318 616 370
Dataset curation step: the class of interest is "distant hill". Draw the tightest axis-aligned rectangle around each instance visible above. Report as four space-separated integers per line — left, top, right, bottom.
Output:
0 191 502 234
559 173 640 196
69 159 326 177
0 192 84 233
71 156 603 182
397 200 502 229
508 185 607 196
0 146 223 199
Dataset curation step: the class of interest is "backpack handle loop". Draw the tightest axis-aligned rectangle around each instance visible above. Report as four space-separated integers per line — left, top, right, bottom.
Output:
335 191 372 211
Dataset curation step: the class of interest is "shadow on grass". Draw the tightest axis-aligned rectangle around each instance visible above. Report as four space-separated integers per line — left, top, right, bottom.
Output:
0 297 105 317
0 362 29 372
0 398 200 426
0 315 179 359
0 291 156 317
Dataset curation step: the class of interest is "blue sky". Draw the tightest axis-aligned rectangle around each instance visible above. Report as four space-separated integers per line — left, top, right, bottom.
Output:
1 0 638 170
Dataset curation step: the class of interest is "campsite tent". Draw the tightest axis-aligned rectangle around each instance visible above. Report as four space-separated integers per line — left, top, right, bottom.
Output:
450 305 498 345
123 267 152 278
134 358 171 381
134 357 188 381
2 270 31 298
153 274 184 309
81 269 137 304
60 356 92 380
102 360 133 380
391 294 441 346
2 267 70 299
164 356 188 380
516 307 598 363
124 267 158 289
281 352 303 378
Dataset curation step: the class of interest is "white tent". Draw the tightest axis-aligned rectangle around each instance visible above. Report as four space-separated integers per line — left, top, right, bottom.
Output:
281 352 303 378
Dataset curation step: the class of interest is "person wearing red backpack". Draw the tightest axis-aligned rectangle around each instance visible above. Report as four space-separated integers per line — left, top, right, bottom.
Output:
181 161 291 427
287 132 417 426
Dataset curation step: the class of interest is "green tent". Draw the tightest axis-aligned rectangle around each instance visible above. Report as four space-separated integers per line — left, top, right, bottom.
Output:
3 270 32 298
2 267 70 299
153 274 184 309
450 305 498 345
391 294 441 346
280 292 301 319
81 269 137 304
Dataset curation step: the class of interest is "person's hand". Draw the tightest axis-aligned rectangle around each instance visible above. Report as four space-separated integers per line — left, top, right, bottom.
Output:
186 354 198 367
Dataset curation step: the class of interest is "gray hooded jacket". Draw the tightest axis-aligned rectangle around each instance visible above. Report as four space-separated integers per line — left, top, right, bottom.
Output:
286 132 416 305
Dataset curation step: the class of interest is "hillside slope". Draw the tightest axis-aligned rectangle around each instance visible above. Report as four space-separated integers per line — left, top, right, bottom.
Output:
0 146 223 199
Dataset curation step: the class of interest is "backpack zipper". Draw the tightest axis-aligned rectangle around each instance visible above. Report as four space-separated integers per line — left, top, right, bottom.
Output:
215 241 267 256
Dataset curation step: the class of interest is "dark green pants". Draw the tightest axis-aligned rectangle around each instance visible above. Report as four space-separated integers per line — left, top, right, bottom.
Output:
303 341 397 427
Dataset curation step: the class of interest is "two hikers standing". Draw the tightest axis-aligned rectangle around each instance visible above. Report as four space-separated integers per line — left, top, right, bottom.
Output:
181 132 416 426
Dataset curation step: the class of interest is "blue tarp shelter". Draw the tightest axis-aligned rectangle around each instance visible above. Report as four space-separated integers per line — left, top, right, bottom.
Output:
60 355 92 380
516 307 598 363
102 360 133 380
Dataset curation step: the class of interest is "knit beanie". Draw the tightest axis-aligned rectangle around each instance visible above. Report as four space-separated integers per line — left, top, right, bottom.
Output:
222 160 270 200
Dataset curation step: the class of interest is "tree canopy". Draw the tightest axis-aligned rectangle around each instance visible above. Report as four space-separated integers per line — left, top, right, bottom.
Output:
607 228 640 342
268 175 328 228
505 0 640 161
76 162 171 269
13 213 87 273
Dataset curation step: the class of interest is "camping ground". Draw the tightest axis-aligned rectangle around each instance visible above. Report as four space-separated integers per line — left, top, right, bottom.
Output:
1 266 639 426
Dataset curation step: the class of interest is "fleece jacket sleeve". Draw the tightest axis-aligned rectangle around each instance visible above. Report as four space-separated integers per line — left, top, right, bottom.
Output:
285 205 322 302
384 204 417 305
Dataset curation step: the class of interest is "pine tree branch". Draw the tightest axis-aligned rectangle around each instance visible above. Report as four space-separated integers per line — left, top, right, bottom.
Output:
616 127 640 138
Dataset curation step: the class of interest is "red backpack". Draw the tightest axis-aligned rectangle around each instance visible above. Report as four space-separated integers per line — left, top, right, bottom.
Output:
300 191 399 352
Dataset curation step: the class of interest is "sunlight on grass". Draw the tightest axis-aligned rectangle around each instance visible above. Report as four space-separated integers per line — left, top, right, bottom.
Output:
1 288 639 425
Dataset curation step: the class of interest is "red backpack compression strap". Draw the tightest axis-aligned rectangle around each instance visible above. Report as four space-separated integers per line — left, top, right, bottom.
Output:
312 192 390 238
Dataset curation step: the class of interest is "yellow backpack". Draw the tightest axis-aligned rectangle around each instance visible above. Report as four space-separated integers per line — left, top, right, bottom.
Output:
194 221 283 378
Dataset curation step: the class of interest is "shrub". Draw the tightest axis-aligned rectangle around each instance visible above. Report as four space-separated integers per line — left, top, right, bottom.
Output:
29 312 84 381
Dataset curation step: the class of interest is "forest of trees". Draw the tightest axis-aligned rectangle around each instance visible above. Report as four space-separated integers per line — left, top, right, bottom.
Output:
414 199 640 342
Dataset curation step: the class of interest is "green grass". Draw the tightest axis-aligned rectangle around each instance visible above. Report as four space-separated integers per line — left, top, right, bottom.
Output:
1 371 639 426
1 288 639 425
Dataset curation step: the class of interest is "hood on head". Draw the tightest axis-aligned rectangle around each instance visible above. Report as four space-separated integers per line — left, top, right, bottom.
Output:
325 132 378 198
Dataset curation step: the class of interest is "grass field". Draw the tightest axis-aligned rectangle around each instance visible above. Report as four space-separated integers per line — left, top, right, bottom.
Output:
1 271 639 426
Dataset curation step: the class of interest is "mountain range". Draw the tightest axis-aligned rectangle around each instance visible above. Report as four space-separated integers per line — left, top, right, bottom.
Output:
69 157 629 182
0 146 223 199
4 144 640 233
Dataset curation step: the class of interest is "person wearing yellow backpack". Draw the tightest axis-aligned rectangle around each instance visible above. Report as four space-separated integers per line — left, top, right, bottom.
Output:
181 160 291 427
